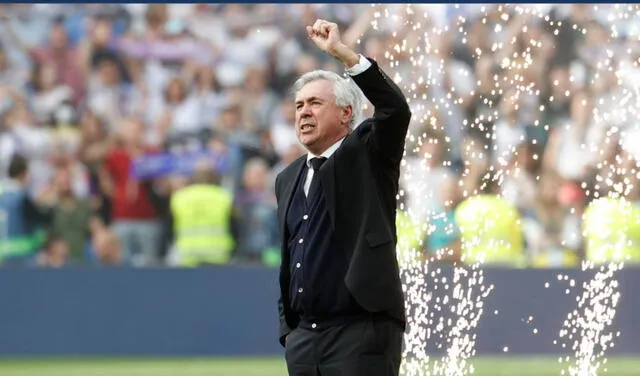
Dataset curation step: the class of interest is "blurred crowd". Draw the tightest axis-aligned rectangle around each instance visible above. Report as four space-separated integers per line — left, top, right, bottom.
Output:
0 4 638 268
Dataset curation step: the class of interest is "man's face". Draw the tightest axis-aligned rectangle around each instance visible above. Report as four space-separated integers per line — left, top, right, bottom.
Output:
50 25 68 49
99 61 120 86
295 79 350 155
54 168 73 195
119 119 143 145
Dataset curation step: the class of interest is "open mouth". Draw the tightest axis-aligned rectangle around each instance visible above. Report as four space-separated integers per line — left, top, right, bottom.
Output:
300 124 315 132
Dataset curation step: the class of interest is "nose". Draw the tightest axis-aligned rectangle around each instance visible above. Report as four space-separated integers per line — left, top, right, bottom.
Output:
299 103 312 117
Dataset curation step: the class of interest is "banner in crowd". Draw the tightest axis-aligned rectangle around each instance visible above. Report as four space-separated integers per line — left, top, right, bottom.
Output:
131 149 231 180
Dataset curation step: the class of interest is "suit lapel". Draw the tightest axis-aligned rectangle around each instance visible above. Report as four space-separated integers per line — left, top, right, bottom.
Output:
279 133 355 237
318 131 357 230
278 156 306 256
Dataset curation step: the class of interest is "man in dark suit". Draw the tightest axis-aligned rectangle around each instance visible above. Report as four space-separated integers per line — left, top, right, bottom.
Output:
275 19 411 376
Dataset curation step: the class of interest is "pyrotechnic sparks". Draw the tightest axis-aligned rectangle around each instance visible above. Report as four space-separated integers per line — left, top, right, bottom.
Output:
557 262 623 376
366 3 639 375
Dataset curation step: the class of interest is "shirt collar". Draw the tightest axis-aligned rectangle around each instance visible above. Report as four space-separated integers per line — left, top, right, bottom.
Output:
306 137 345 168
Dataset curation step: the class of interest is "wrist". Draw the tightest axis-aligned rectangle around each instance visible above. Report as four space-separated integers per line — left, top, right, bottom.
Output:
330 43 360 69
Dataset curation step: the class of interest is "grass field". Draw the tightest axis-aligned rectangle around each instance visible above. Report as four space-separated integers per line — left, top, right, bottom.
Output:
0 357 639 376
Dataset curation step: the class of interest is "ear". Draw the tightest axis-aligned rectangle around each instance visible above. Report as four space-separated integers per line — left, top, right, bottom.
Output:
341 105 353 128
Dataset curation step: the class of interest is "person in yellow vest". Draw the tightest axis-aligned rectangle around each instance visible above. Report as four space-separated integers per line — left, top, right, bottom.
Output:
395 209 424 267
169 159 235 267
583 195 640 264
454 169 526 267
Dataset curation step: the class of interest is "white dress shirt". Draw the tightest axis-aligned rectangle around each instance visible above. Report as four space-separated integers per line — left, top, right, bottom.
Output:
345 54 372 76
304 138 344 196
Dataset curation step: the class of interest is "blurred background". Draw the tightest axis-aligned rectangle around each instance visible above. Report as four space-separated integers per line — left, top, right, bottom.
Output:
0 3 639 375
0 3 637 269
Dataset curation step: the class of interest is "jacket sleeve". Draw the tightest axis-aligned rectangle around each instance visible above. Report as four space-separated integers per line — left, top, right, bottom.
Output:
351 58 412 165
278 297 293 347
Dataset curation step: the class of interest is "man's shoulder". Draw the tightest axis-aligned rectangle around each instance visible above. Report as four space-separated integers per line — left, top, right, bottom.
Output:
275 155 306 185
344 119 375 147
353 119 374 136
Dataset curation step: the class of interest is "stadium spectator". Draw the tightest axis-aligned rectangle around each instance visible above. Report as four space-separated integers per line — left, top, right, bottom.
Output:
89 217 122 266
0 45 28 92
99 117 161 266
77 111 112 222
425 174 462 263
232 157 278 265
36 236 69 268
211 104 264 189
158 76 202 136
46 165 93 262
86 54 131 131
168 159 235 267
29 61 73 125
501 142 540 217
270 99 300 159
190 63 229 133
29 19 85 106
459 133 491 198
401 128 454 223
583 195 640 264
0 154 51 266
543 89 599 183
524 171 580 268
455 170 526 266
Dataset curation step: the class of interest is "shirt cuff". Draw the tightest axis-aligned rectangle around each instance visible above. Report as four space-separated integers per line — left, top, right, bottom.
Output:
345 55 372 76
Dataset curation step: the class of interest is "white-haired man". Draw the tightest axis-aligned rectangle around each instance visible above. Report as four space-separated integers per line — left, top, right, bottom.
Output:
275 19 411 376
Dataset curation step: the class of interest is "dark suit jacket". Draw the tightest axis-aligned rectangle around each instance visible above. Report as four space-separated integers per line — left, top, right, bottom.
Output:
274 58 411 345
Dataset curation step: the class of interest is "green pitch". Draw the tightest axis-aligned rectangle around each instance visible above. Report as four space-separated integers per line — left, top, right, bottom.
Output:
0 357 639 376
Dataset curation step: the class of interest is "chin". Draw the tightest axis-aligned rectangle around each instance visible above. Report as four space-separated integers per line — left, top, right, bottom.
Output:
300 136 317 147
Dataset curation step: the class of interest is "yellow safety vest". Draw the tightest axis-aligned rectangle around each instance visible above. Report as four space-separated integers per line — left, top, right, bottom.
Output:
171 184 235 267
531 248 580 268
455 194 525 267
583 197 640 263
395 211 426 266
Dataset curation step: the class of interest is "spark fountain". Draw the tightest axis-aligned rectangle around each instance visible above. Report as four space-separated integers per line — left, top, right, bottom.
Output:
557 262 623 376
362 3 640 376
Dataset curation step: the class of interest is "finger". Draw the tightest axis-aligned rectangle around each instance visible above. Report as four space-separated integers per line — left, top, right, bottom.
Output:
312 19 324 34
320 23 332 36
315 19 332 37
307 27 322 42
324 21 336 31
324 21 339 38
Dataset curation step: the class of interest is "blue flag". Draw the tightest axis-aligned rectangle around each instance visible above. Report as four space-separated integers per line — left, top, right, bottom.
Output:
131 149 230 180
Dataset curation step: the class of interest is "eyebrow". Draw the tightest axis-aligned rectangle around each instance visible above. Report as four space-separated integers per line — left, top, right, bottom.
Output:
295 96 324 104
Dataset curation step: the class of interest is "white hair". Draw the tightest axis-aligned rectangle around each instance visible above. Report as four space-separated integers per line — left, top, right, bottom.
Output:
292 70 364 129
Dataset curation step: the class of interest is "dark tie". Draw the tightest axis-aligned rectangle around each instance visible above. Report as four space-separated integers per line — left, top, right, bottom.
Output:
307 157 327 203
